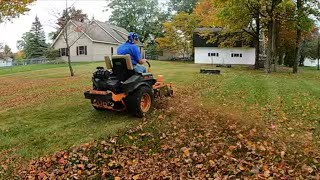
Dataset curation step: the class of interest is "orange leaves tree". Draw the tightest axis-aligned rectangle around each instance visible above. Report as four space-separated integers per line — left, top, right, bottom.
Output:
292 0 319 73
156 12 198 59
194 0 319 73
194 0 262 69
0 0 35 23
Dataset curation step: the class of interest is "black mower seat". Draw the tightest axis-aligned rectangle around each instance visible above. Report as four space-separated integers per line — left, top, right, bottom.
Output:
105 55 135 81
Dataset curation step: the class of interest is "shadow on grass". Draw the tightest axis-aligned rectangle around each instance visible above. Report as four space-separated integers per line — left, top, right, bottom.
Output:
87 108 138 122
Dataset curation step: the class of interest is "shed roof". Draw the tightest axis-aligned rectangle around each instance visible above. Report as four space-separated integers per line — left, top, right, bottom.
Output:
193 28 254 48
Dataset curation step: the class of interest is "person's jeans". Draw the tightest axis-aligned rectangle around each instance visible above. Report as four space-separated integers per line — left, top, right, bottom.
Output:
133 64 146 73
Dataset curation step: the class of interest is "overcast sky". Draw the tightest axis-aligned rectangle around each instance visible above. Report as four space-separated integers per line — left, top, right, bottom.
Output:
0 0 168 52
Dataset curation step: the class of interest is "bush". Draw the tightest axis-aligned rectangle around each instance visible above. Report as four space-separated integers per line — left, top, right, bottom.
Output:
44 48 60 61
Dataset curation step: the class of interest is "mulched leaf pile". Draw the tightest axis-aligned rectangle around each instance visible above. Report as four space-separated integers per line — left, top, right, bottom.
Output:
17 90 320 179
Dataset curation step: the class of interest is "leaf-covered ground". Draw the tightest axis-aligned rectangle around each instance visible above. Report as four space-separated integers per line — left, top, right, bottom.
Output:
1 62 319 179
18 89 320 179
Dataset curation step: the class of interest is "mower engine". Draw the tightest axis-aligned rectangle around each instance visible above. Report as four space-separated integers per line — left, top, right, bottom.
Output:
92 67 122 93
93 67 110 80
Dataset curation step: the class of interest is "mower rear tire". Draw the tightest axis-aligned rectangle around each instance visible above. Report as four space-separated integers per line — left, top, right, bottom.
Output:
126 86 154 118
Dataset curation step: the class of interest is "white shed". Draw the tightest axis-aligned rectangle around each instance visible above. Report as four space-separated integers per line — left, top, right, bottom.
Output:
304 58 319 67
193 28 255 65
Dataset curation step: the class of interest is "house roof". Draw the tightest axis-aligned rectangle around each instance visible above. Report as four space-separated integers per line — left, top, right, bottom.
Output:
52 20 139 47
0 57 13 62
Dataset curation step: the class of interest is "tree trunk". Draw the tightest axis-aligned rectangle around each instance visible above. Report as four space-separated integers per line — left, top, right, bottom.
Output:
293 0 302 74
317 35 320 71
299 54 305 66
67 47 74 76
64 0 74 77
266 20 273 73
273 20 280 72
278 52 285 65
65 35 74 77
254 15 260 69
266 0 282 73
293 30 301 73
272 20 276 72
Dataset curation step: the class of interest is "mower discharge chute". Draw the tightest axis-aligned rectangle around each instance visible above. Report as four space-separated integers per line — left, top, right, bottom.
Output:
84 55 173 117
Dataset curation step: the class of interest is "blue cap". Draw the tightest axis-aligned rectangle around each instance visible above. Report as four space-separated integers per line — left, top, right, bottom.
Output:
127 32 139 44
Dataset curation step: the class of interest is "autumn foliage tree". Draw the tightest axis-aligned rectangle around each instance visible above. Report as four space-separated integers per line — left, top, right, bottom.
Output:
194 0 262 69
156 12 198 59
0 0 35 23
194 0 319 73
292 0 319 73
50 7 87 41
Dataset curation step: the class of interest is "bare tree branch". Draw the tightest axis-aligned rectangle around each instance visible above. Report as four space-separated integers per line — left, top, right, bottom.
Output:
243 28 257 38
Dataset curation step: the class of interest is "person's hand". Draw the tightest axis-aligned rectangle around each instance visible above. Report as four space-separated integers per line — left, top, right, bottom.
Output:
139 59 147 64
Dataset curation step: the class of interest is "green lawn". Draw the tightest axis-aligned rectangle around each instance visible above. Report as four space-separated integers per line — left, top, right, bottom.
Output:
196 66 320 141
0 61 319 170
0 62 135 160
0 62 90 76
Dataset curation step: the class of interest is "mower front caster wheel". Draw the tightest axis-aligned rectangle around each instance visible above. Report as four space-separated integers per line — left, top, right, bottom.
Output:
91 100 105 111
126 86 154 118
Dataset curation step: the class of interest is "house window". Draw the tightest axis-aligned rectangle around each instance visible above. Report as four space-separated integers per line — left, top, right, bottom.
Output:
77 46 87 55
231 53 242 58
209 53 219 57
60 48 68 57
111 47 114 55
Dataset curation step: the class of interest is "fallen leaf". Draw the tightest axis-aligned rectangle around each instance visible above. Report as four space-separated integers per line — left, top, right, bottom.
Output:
58 158 65 165
182 148 190 157
229 146 237 151
238 164 245 171
77 164 85 170
133 174 140 180
209 160 215 167
264 170 270 177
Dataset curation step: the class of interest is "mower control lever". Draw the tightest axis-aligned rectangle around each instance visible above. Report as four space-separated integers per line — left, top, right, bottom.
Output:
145 61 151 68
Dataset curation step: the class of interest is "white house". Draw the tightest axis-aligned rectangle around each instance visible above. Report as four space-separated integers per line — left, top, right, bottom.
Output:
0 57 13 67
194 28 255 65
304 58 319 67
52 20 144 62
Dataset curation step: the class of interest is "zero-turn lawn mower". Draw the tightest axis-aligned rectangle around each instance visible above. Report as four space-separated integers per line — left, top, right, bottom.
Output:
84 55 173 117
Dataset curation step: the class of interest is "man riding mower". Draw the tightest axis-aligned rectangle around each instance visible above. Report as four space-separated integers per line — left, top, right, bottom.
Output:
84 32 173 117
83 55 173 117
117 32 147 74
